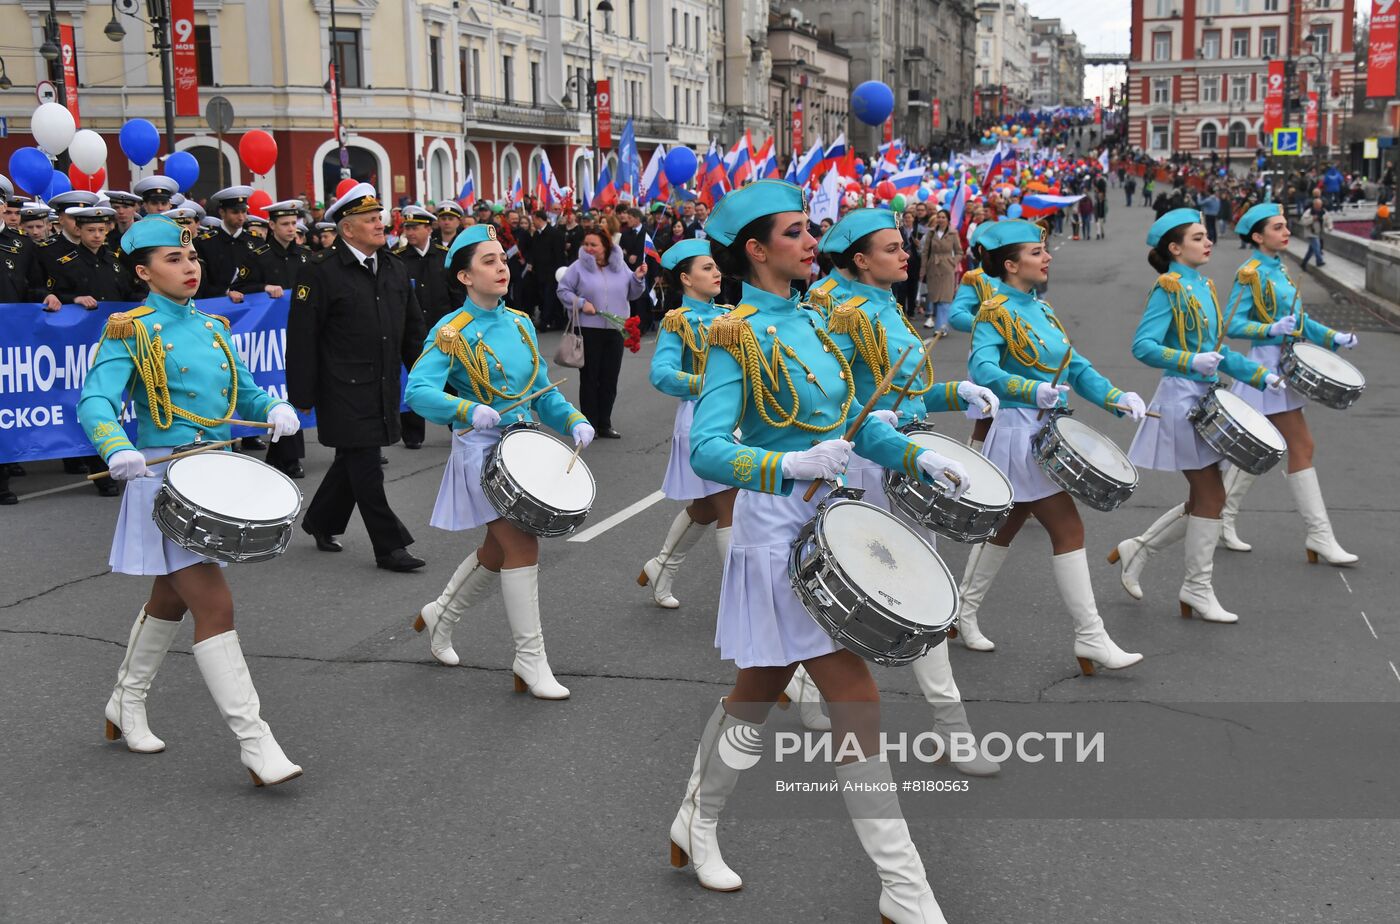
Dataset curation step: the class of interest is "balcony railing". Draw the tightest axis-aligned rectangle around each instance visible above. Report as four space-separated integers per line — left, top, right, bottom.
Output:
464 96 581 132
630 116 679 139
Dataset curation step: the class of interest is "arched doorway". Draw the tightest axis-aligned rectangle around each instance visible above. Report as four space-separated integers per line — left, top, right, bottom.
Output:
320 147 381 206
500 148 522 201
428 147 452 204
177 141 237 204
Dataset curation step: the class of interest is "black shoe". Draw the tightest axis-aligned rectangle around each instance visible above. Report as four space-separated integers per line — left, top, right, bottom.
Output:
0 491 17 506
403 440 422 450
94 478 120 497
379 454 389 465
599 427 622 439
241 437 267 451
302 522 343 552
285 462 305 479
63 459 87 474
376 548 426 572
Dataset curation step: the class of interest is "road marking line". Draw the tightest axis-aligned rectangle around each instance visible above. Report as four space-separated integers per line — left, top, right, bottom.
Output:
567 490 666 543
1360 611 1377 640
1391 661 1400 686
16 482 102 501
1339 573 1353 594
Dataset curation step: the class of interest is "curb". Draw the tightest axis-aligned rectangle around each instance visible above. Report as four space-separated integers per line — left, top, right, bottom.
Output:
1281 247 1400 329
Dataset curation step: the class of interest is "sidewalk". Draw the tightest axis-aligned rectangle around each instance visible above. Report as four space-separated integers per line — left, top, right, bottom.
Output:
1282 233 1400 328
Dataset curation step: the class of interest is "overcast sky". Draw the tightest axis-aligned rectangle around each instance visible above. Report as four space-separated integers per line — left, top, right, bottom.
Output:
1024 0 1131 103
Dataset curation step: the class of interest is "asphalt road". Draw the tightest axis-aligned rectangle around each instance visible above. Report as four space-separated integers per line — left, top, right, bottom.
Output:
4 199 1397 924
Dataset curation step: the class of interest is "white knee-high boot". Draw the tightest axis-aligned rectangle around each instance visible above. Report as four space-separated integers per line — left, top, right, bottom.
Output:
413 552 496 666
1219 466 1256 551
1108 504 1188 600
954 543 1007 651
1178 516 1239 623
501 565 570 699
911 642 999 776
1052 549 1143 675
669 699 757 892
779 665 831 731
639 510 708 608
714 526 732 557
104 609 182 753
193 630 302 787
1287 467 1358 565
838 757 949 924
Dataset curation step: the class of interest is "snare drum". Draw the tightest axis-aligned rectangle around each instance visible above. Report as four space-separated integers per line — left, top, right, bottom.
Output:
884 425 1014 543
1281 340 1366 410
1187 387 1285 476
480 423 595 537
788 491 959 666
152 451 301 563
1031 412 1139 512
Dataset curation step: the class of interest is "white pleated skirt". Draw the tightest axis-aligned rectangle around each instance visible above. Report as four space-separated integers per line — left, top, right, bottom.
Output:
429 429 504 531
109 447 222 576
1127 376 1223 471
661 401 728 501
981 407 1062 504
1229 344 1306 415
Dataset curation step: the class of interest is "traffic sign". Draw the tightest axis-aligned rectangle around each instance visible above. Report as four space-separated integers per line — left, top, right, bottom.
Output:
1271 127 1303 156
205 95 235 134
35 80 57 105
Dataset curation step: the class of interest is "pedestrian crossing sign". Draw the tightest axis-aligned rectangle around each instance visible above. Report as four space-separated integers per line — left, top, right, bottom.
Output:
1272 128 1303 156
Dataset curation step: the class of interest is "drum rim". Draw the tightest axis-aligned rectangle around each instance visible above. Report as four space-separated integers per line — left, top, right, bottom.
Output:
1287 340 1366 388
897 429 1015 508
1048 415 1139 487
161 452 303 525
494 426 597 513
1210 389 1287 449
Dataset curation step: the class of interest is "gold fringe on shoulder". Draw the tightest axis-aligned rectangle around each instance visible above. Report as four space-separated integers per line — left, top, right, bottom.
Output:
661 307 690 334
826 298 866 335
707 314 751 349
104 312 138 340
434 324 463 354
1236 260 1260 284
960 269 984 287
1156 273 1182 295
207 313 232 331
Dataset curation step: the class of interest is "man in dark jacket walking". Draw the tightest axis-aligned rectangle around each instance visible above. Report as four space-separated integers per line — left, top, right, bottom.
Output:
527 210 567 330
617 206 657 332
286 183 428 572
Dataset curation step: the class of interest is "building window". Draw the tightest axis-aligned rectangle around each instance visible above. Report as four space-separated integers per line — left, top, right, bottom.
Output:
1154 0 1170 16
1203 0 1220 13
627 0 636 39
1310 24 1330 54
1202 30 1220 60
1230 29 1249 58
1151 77 1171 103
1153 32 1171 61
332 28 363 89
1200 123 1218 149
1200 76 1220 102
194 24 214 85
428 36 442 93
574 0 582 19
530 60 541 105
1233 0 1247 10
502 54 513 102
1263 0 1278 10
671 8 677 45
1151 123 1169 150
672 84 679 121
1228 121 1247 147
685 87 692 124
1229 75 1249 102
980 14 992 30
460 47 482 98
1260 27 1279 58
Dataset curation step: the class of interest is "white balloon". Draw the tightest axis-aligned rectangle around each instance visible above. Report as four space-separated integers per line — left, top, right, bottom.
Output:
31 103 76 156
68 129 108 175
555 266 569 282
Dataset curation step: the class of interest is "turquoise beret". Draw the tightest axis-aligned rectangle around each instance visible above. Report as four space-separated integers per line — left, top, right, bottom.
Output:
1147 208 1204 247
445 222 501 265
977 219 1044 250
704 179 807 246
660 238 711 271
1238 203 1283 234
121 214 193 253
817 208 898 254
968 220 993 249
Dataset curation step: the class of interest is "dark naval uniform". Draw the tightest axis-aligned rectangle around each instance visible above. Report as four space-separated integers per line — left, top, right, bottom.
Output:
194 226 262 298
0 226 47 302
258 236 312 475
391 235 452 448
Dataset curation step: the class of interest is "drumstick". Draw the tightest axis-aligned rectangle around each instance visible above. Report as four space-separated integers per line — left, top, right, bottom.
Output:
1108 404 1162 419
453 379 567 436
83 439 238 481
215 418 275 430
1036 348 1074 421
565 442 584 474
802 345 915 503
888 344 932 415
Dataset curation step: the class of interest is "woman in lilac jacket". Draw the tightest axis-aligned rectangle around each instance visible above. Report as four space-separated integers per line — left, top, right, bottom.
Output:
557 228 647 438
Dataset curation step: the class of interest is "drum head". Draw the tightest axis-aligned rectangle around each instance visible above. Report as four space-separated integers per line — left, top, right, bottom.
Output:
1056 417 1137 484
1293 342 1365 388
822 502 956 628
499 429 596 513
905 431 1014 506
1214 390 1286 450
165 452 300 521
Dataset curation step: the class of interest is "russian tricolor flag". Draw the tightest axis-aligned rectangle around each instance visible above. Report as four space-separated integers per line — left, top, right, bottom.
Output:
592 162 618 208
792 138 824 187
509 173 523 207
724 130 753 187
457 171 476 209
699 141 728 207
890 165 924 194
752 137 779 179
644 232 660 263
640 145 669 204
819 133 846 175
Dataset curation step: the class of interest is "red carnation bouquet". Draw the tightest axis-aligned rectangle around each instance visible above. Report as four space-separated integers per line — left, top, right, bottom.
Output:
601 312 644 353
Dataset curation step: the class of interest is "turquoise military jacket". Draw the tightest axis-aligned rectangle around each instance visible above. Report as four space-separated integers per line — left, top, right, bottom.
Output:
969 276 1127 413
808 272 967 427
649 294 725 400
948 268 995 333
77 292 288 460
1226 251 1338 348
690 283 928 496
404 297 586 434
1132 262 1269 389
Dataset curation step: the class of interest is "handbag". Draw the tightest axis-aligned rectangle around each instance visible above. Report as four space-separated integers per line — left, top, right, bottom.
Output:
553 311 585 369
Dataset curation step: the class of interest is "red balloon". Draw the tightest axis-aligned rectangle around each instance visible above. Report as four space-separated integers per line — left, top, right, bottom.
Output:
335 177 360 199
247 189 273 218
238 130 278 176
875 180 897 201
68 164 107 192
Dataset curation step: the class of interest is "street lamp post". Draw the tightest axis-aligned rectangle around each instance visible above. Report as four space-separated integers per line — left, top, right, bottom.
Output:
107 1 179 156
1301 28 1328 159
562 0 612 193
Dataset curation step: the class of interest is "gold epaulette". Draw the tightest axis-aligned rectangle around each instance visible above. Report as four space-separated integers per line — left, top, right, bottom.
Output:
976 293 1009 320
1236 259 1260 284
390 242 407 254
1157 272 1183 295
708 304 757 348
827 296 869 335
960 269 985 287
806 277 839 311
433 310 474 353
506 306 531 319
204 312 232 331
660 305 691 334
104 305 156 340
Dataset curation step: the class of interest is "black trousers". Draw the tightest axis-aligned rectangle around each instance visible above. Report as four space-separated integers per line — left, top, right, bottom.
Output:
579 327 623 431
266 431 305 468
303 445 413 556
537 280 565 330
400 410 426 446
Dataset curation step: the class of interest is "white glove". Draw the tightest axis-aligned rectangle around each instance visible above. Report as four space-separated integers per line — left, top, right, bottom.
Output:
572 422 595 448
870 409 899 428
956 381 999 416
1035 382 1071 410
1333 332 1358 350
1265 373 1287 392
917 450 971 500
1267 315 1298 338
1189 351 1224 376
470 404 501 431
107 449 150 481
780 439 852 481
267 404 300 443
1117 391 1148 421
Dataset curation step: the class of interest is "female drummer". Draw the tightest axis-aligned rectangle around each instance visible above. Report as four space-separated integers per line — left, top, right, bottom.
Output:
76 214 304 787
668 180 966 924
1109 209 1284 623
637 238 737 609
962 219 1148 675
1216 203 1360 565
404 223 593 700
947 223 997 456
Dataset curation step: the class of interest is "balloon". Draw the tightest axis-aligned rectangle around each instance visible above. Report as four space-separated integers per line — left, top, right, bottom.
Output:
67 129 108 175
247 189 273 217
861 174 872 187
1007 204 1023 219
67 164 107 193
45 172 72 199
31 103 77 156
890 194 907 212
8 147 54 195
335 177 360 199
492 203 504 214
854 162 866 176
663 147 699 186
916 188 930 202
239 130 278 176
119 119 161 167
850 81 895 126
875 180 896 201
165 150 200 192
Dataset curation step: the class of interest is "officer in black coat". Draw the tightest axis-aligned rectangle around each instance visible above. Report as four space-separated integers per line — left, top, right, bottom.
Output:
44 206 140 304
0 176 51 305
390 205 453 450
195 185 262 299
286 183 427 572
616 206 658 332
258 200 312 478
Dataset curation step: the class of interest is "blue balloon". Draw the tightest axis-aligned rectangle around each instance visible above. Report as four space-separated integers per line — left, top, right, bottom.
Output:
663 147 699 187
45 172 72 199
8 147 54 196
850 81 895 127
119 119 161 167
916 188 930 202
1007 203 1023 219
166 150 200 192
854 162 866 176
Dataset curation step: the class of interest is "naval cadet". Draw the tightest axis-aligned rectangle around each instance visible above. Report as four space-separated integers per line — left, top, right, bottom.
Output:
258 200 311 478
392 205 453 450
132 175 180 215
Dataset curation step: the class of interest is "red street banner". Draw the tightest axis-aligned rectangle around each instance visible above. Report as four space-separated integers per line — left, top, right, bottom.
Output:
931 99 941 129
792 100 804 156
59 24 79 124
1263 60 1286 133
973 94 982 118
883 115 893 144
1369 0 1400 98
171 0 199 117
596 79 612 150
1304 92 1319 142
